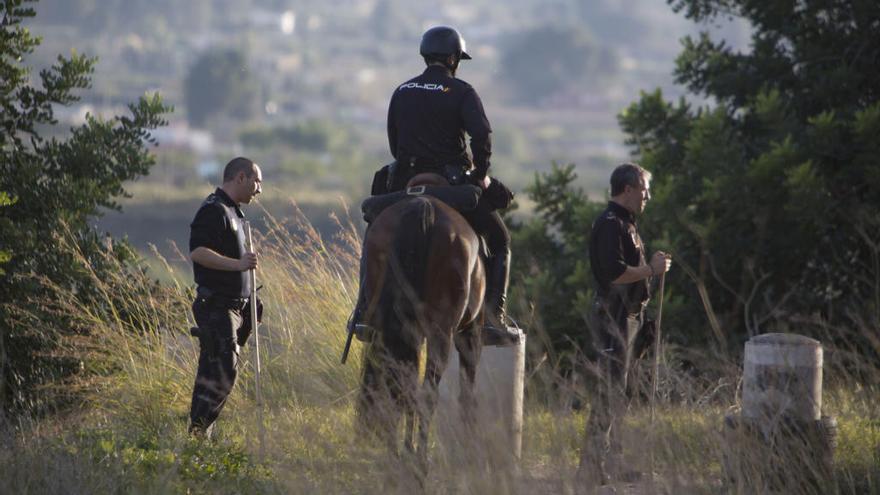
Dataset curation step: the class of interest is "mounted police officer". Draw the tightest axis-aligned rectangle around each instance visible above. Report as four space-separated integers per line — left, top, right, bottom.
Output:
188 157 263 437
348 26 519 345
578 163 671 484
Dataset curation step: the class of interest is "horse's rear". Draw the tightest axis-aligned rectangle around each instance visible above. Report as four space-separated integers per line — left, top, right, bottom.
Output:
357 193 484 472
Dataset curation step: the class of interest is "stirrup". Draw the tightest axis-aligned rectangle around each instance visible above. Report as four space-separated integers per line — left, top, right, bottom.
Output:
346 311 376 342
354 323 376 342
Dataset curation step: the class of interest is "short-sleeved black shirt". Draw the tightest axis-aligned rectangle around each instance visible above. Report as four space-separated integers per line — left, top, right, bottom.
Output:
589 201 649 308
387 65 493 180
189 188 251 298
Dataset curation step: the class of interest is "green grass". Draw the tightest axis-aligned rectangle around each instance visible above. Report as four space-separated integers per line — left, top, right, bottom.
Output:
3 201 880 494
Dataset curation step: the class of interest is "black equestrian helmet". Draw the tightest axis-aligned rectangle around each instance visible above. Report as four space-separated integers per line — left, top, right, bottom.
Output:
419 26 472 60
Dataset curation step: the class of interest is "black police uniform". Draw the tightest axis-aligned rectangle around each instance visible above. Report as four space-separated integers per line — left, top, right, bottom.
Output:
387 64 492 184
188 187 253 435
579 200 651 481
589 201 650 366
386 65 511 318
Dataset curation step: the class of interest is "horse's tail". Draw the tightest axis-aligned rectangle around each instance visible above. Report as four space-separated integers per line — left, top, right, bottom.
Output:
357 197 435 435
390 196 435 308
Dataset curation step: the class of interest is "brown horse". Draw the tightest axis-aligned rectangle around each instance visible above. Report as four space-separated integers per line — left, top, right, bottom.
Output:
356 173 485 473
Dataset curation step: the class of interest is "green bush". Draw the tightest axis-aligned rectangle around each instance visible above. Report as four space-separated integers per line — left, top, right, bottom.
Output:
0 0 170 413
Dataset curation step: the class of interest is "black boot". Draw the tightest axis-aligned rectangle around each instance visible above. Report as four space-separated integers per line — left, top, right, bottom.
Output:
347 235 376 342
483 250 522 346
346 288 375 342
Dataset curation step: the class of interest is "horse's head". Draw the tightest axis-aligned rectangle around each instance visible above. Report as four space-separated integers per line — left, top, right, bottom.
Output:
407 173 449 188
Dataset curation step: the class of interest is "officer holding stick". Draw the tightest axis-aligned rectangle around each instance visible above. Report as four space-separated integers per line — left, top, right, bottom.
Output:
188 157 263 437
578 163 672 484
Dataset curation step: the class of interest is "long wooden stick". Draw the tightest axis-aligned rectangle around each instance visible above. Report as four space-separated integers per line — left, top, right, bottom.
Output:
651 272 666 425
245 221 265 459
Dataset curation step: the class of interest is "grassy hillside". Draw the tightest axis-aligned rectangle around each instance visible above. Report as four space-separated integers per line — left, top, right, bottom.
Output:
5 202 880 494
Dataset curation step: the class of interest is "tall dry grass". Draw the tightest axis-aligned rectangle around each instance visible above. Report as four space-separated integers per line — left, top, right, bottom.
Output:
0 199 878 494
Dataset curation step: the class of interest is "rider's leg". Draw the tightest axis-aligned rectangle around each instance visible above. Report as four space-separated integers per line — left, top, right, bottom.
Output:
466 205 520 345
486 246 511 322
348 225 375 341
483 210 510 310
483 211 515 323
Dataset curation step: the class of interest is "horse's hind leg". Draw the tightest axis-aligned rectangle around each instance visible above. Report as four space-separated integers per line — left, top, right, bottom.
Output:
454 322 482 433
417 331 452 477
392 348 419 457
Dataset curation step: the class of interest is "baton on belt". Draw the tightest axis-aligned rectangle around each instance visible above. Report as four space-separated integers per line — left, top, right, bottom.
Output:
244 221 266 459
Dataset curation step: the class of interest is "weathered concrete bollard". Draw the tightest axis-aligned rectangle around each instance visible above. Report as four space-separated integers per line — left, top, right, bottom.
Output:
724 333 837 493
743 333 823 422
437 333 526 460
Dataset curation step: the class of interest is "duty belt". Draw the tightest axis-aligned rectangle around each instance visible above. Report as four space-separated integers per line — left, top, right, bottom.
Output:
402 155 470 171
196 286 249 310
402 156 441 169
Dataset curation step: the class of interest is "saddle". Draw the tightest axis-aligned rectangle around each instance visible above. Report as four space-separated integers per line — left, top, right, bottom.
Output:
360 183 482 224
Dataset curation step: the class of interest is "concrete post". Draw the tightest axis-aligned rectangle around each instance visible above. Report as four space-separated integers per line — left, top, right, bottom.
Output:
743 333 823 422
724 333 836 492
437 335 527 459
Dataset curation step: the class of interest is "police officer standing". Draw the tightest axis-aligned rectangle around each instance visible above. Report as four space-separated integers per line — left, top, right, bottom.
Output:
188 157 263 437
349 26 519 344
578 163 671 484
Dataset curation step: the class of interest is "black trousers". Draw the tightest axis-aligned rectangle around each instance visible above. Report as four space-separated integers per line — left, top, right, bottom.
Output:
189 297 244 433
579 296 644 479
463 200 510 256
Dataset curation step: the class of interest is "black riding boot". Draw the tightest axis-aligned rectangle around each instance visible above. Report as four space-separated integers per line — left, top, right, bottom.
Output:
347 233 376 342
483 250 521 346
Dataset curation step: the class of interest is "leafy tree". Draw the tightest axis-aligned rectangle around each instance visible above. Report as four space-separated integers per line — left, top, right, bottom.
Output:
0 0 170 413
509 164 605 363
617 0 880 353
184 48 261 127
0 191 14 275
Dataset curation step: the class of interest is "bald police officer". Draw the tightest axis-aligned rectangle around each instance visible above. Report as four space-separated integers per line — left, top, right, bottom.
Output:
188 157 263 437
578 163 671 484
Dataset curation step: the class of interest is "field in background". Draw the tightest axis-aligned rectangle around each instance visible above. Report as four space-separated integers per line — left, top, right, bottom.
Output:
95 176 558 264
4 203 880 494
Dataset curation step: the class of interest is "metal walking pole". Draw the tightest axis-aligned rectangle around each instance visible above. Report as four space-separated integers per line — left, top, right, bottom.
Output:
648 271 666 486
650 272 666 424
245 221 266 459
